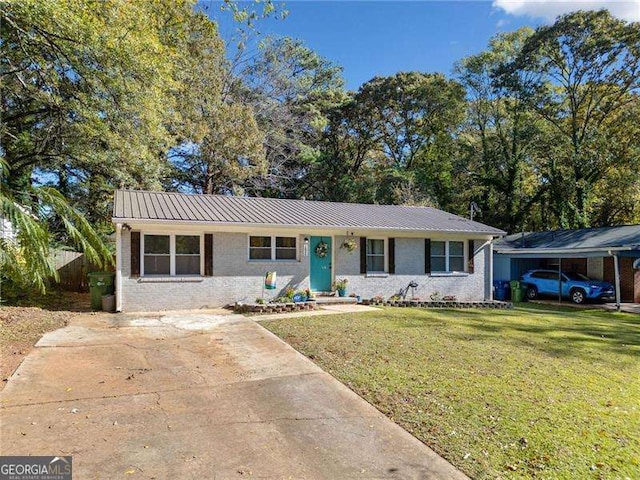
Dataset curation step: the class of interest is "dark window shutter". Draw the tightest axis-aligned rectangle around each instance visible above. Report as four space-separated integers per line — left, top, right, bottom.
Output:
424 239 431 274
204 234 213 276
360 237 367 274
130 231 140 278
388 238 395 274
468 239 475 274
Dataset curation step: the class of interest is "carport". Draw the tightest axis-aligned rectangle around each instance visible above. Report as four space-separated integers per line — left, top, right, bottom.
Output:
493 225 640 310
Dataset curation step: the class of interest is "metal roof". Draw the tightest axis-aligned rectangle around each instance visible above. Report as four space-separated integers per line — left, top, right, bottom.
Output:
494 225 640 255
112 190 505 235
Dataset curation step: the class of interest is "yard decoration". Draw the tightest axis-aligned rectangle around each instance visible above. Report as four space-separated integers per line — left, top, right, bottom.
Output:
315 239 329 258
262 271 277 300
340 237 357 253
264 272 277 290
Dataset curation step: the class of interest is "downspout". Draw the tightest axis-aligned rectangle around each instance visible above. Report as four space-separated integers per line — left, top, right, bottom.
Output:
609 251 621 312
115 223 123 312
488 240 494 301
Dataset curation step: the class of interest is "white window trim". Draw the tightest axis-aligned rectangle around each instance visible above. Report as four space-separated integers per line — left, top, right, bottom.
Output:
366 238 387 273
141 233 204 277
431 240 466 273
247 234 299 262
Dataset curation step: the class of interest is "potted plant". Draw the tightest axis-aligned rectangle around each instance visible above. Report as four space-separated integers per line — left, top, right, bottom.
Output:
333 278 349 297
305 288 316 301
340 237 357 253
292 290 307 303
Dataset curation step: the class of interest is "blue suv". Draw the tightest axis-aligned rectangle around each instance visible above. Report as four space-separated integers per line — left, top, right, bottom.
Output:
521 269 615 304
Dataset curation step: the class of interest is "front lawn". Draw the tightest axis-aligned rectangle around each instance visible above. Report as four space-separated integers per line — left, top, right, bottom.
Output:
262 305 640 479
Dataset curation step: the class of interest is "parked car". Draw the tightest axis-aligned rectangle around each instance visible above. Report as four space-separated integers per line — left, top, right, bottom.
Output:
520 269 615 304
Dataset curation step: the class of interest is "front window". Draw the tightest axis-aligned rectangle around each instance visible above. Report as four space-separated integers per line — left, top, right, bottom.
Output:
249 235 297 261
431 240 465 273
142 234 202 276
249 236 272 260
144 235 170 275
431 241 446 272
175 235 201 275
276 237 297 260
449 241 464 272
366 239 385 272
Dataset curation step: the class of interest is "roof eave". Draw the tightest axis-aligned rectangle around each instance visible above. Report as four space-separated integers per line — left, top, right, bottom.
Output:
111 216 504 236
495 246 636 255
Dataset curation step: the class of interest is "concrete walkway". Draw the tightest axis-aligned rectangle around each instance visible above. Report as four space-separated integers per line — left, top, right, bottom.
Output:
0 312 466 479
256 303 380 321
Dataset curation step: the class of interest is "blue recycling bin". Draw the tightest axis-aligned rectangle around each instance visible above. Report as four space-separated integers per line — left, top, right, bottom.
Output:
493 280 510 301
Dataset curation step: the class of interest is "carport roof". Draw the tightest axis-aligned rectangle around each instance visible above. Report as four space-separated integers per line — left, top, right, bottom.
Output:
112 190 505 235
494 225 640 257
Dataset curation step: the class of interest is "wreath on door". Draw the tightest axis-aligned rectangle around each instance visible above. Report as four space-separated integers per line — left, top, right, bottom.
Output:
315 239 329 258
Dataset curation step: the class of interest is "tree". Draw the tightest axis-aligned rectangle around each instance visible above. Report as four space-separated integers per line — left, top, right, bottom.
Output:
0 0 234 294
1 160 112 293
234 36 346 198
357 72 465 170
589 96 640 225
171 102 266 194
0 1 199 224
165 6 267 195
454 28 544 233
351 72 466 205
306 93 380 202
498 10 640 228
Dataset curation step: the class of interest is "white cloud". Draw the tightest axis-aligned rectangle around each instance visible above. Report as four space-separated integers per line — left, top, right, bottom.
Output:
492 0 640 22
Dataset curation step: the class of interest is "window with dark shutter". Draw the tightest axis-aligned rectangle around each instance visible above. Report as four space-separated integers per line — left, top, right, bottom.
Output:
360 237 367 274
175 235 200 275
204 234 213 276
366 239 385 272
468 239 475 274
388 238 395 274
130 231 140 278
144 235 171 275
424 239 431 274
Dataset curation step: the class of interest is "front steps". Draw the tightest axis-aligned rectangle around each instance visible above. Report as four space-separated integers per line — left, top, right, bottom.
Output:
315 295 358 305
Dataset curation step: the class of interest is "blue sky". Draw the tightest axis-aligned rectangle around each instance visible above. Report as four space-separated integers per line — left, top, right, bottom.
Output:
201 1 639 90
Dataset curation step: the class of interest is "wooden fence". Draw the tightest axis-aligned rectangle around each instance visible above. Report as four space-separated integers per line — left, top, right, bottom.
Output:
54 250 95 292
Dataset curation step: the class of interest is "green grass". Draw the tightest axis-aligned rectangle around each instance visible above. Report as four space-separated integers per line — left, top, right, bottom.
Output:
262 305 640 479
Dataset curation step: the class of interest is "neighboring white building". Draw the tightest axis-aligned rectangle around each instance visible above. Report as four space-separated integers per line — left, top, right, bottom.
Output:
112 190 505 312
1 215 16 243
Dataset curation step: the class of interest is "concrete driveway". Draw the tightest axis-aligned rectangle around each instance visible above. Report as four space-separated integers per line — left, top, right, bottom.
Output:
0 312 466 479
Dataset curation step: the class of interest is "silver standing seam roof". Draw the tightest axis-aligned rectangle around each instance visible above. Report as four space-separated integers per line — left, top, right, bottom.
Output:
112 190 505 235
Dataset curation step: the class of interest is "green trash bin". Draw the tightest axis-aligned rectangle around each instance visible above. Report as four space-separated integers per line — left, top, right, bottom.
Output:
88 272 115 310
510 280 524 303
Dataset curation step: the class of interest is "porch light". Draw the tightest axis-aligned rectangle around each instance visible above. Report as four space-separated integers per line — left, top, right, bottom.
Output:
303 237 309 256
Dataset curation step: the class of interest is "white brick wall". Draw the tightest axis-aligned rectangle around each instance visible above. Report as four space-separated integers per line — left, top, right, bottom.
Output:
335 238 488 302
120 230 310 311
119 231 491 311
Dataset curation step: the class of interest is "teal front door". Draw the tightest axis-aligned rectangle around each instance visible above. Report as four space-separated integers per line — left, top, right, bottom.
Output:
310 236 332 291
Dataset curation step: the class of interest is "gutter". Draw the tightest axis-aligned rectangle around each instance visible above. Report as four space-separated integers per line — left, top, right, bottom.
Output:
110 217 506 237
494 246 635 255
